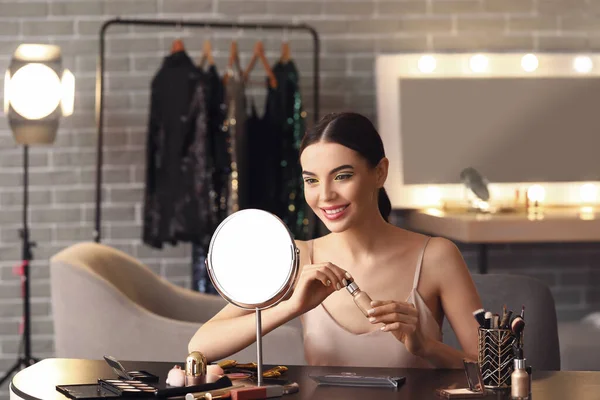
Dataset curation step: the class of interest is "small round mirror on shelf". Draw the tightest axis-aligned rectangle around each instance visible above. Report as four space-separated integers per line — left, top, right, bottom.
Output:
205 209 300 385
460 167 490 203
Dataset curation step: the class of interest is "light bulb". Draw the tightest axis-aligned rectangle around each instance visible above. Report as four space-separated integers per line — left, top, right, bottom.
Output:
527 184 545 203
425 186 441 206
573 56 593 73
580 183 598 203
469 54 488 73
8 63 62 120
521 54 538 72
418 55 436 73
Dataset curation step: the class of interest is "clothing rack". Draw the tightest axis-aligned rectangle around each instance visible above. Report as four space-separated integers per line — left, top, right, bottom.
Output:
93 17 321 242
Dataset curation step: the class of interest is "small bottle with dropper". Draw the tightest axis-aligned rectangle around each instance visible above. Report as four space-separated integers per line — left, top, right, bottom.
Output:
345 277 373 317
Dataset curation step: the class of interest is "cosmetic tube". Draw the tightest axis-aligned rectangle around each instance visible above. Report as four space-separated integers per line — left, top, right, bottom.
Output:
345 278 373 317
510 358 529 399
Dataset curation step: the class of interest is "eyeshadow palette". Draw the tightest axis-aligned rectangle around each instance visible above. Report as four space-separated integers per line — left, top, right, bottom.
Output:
124 370 159 382
99 379 158 396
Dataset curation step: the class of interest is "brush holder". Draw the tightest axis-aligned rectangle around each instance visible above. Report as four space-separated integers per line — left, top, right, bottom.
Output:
478 328 517 390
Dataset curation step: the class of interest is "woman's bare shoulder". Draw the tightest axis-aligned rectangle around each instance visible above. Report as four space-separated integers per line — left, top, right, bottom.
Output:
295 234 334 266
421 236 470 286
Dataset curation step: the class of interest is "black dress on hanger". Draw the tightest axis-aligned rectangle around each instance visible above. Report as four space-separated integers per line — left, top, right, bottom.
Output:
259 59 308 239
143 50 216 248
192 64 226 295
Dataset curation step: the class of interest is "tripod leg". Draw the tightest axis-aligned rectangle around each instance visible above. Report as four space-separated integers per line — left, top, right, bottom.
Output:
0 359 25 387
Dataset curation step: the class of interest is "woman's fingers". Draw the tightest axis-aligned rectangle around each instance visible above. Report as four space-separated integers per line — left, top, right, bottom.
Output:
312 270 333 288
380 321 415 333
369 312 418 326
368 300 418 317
306 262 347 290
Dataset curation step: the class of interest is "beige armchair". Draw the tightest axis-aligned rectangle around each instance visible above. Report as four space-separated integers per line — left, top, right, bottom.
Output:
50 242 306 365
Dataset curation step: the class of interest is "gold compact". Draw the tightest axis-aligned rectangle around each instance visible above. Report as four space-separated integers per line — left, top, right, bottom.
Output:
185 351 207 386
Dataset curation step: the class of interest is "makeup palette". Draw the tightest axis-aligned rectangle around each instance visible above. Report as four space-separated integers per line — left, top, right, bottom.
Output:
99 379 158 397
124 370 159 382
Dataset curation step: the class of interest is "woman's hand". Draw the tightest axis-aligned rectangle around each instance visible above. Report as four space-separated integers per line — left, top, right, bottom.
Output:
367 300 430 357
287 262 350 316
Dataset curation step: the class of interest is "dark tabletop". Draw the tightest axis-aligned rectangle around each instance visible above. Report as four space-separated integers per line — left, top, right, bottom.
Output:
10 358 600 400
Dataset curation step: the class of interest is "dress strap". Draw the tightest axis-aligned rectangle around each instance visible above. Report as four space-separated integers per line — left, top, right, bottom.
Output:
412 236 431 290
308 240 314 264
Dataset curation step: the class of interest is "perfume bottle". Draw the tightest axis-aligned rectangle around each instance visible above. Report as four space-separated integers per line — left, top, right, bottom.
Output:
345 277 373 317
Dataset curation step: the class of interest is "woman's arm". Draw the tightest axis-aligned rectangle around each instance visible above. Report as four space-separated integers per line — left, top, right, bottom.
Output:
421 237 482 368
188 300 299 362
188 240 349 362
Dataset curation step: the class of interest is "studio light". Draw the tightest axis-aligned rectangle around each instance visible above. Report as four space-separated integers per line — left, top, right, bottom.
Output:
4 44 75 145
0 43 74 386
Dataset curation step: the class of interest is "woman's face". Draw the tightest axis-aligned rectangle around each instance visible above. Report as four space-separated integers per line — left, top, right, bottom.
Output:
300 141 385 233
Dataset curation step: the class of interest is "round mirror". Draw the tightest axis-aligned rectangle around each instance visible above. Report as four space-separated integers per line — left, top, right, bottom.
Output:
460 167 490 202
206 209 300 310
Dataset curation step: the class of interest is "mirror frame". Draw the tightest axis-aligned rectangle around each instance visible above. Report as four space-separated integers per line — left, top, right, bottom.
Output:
375 52 600 209
206 209 301 310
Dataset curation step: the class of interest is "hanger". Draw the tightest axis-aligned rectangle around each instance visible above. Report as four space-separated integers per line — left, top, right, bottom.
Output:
280 41 291 64
228 40 242 71
170 21 185 54
243 41 277 89
170 38 185 54
198 39 214 68
223 38 242 85
280 28 291 64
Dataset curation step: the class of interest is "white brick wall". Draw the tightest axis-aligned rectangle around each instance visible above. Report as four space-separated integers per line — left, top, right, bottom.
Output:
1 0 599 396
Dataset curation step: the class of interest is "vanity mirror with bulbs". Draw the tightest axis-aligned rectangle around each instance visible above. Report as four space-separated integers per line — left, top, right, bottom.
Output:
375 53 600 273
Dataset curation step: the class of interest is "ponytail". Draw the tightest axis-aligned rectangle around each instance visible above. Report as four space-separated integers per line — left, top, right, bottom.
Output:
378 187 392 222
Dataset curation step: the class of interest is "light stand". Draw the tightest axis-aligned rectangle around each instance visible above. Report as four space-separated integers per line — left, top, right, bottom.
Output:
0 146 38 386
1 43 74 386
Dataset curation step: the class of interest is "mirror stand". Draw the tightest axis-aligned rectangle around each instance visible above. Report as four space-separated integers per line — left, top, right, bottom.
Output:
255 308 264 386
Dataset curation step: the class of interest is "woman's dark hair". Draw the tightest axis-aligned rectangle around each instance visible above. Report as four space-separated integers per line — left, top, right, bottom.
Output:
300 112 392 222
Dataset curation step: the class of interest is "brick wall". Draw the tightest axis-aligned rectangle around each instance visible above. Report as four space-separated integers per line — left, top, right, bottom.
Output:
0 0 598 396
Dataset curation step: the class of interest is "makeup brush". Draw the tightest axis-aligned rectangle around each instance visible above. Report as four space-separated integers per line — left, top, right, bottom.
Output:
511 315 525 342
521 305 525 319
511 315 525 331
492 314 500 329
484 311 493 329
473 308 486 328
500 311 513 329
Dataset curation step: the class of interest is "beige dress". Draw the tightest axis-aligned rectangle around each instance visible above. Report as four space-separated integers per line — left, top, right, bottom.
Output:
301 237 443 368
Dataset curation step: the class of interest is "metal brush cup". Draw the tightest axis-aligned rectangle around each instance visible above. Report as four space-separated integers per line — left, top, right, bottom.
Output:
478 328 517 390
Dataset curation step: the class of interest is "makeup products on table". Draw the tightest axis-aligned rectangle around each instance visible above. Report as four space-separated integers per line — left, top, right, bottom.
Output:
510 348 529 399
436 360 485 398
187 384 293 400
472 309 486 328
483 312 493 329
167 365 186 387
103 355 159 382
475 306 524 331
100 379 158 396
476 305 529 390
186 351 208 386
216 360 290 380
344 277 373 317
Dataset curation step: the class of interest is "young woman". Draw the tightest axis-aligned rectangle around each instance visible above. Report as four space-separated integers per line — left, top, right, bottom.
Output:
189 112 482 368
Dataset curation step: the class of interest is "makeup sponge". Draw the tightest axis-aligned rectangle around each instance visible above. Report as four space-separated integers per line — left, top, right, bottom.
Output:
207 364 224 376
166 365 186 387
